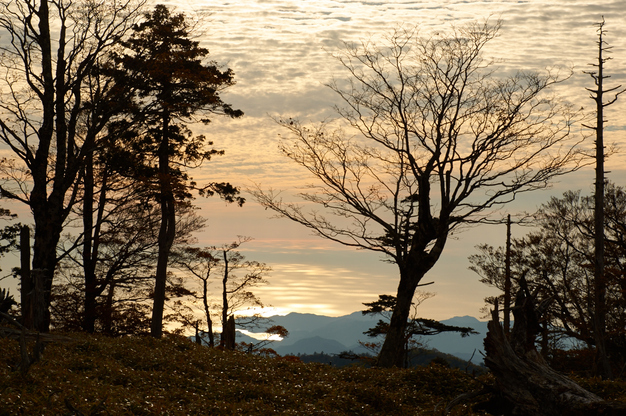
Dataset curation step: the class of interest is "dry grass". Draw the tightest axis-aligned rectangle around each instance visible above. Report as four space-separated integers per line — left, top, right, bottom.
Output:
0 333 491 415
3 333 626 415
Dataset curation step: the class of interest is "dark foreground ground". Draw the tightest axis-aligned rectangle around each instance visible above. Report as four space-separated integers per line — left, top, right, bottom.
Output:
1 333 625 415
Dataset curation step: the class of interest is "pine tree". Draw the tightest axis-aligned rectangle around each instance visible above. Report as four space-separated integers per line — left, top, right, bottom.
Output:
113 5 244 338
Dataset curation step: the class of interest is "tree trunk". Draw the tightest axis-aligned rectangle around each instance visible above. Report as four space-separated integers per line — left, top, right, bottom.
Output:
83 154 97 333
102 282 115 335
483 282 626 416
377 228 447 368
31 269 46 332
84 166 110 333
20 225 32 329
592 25 610 380
222 248 229 340
203 278 215 347
31 208 63 332
151 112 176 338
28 0 79 333
504 214 512 335
376 272 417 368
222 315 236 350
28 0 58 333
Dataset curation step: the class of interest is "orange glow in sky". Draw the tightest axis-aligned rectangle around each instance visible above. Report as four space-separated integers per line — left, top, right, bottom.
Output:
2 1 625 321
157 0 626 319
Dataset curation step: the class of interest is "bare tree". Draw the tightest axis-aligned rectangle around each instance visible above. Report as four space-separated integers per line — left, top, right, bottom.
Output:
171 245 220 346
472 183 626 375
582 17 625 379
0 0 145 331
253 21 586 367
172 237 271 348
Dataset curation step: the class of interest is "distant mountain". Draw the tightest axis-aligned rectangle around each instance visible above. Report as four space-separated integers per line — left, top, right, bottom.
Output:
275 336 347 355
420 316 487 363
236 312 488 364
266 312 337 333
271 311 380 348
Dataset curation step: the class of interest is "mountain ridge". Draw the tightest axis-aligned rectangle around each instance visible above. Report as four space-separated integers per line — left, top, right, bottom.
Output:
235 312 487 364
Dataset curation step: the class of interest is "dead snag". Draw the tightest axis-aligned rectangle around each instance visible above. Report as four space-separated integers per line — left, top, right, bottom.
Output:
483 283 626 416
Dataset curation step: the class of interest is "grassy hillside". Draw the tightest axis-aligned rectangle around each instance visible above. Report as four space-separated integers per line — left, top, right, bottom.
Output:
2 333 626 415
1 333 489 415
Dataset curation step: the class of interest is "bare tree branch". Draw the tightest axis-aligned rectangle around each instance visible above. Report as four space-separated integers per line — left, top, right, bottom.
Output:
252 20 588 367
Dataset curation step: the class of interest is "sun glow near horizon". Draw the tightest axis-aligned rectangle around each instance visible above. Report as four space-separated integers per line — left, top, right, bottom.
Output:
1 1 624 325
177 0 626 321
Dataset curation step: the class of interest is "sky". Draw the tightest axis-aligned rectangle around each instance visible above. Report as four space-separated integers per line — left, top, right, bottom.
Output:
2 0 626 322
150 0 626 320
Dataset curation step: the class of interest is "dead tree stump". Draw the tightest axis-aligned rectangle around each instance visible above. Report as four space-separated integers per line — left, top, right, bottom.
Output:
483 282 626 416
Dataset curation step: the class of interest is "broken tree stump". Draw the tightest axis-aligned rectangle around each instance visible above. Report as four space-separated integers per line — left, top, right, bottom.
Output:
483 283 626 416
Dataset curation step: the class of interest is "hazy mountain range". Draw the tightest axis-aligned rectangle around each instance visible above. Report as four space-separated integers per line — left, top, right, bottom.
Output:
236 312 488 364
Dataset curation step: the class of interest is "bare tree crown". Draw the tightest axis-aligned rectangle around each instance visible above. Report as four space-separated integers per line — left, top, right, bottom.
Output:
254 21 586 264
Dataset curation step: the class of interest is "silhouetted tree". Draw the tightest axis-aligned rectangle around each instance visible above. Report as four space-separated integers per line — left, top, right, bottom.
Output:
171 245 219 346
361 294 477 367
470 183 626 372
253 21 586 367
0 0 145 331
111 5 244 338
481 282 626 416
71 149 160 333
172 237 271 347
582 17 625 379
52 204 204 335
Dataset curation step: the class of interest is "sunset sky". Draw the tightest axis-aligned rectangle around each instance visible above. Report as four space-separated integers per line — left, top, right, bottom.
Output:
155 0 626 320
2 0 625 322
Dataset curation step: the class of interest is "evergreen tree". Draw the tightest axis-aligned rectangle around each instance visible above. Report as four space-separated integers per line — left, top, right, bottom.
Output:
361 294 477 367
112 5 243 338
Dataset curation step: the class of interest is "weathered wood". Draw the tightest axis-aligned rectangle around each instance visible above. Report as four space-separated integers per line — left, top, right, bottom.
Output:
483 285 626 416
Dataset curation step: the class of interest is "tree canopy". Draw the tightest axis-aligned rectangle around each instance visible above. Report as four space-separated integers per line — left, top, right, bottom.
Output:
470 183 626 374
110 4 244 337
253 20 586 367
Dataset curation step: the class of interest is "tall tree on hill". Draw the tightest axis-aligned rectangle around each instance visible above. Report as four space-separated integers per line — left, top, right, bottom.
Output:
582 18 625 379
112 5 244 338
0 0 144 331
253 21 586 367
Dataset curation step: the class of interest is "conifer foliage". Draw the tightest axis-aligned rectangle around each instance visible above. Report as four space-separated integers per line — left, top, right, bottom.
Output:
110 5 244 338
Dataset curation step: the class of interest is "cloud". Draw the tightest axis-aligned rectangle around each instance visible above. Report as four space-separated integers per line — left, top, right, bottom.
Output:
152 0 626 319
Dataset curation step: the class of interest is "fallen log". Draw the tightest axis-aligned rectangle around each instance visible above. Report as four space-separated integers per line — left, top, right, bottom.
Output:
483 282 626 416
